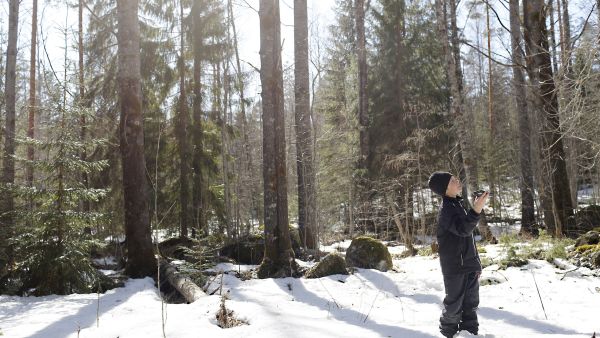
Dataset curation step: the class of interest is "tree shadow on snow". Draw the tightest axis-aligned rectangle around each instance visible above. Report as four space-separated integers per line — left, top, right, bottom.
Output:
354 269 442 306
25 278 154 338
273 277 438 338
479 306 584 335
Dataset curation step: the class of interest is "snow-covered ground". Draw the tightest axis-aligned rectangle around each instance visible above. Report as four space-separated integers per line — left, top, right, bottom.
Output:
3 184 599 338
2 242 599 338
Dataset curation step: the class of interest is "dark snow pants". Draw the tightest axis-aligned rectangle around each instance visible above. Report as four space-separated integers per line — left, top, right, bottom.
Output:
439 271 480 337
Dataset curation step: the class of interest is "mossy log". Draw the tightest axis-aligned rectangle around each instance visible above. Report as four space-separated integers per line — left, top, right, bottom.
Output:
159 258 205 303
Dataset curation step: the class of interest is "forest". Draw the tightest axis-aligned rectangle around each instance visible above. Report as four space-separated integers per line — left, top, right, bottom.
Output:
1 0 600 337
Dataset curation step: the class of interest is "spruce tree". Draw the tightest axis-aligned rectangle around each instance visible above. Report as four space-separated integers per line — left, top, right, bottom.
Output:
10 107 110 296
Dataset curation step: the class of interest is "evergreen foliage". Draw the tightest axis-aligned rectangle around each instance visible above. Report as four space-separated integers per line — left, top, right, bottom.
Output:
5 107 109 295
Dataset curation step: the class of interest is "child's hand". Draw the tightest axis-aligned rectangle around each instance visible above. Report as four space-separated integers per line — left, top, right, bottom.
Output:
473 191 489 214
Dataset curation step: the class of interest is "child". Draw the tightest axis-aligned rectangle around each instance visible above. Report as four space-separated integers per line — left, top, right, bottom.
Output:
428 171 489 337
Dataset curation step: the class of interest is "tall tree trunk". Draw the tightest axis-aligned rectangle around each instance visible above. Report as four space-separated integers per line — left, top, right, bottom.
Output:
27 0 37 187
257 0 298 278
177 0 191 238
394 0 415 243
548 0 559 74
523 0 574 236
395 0 406 112
213 61 225 236
223 4 236 239
509 0 536 235
597 0 600 43
79 0 90 213
355 0 369 171
559 0 577 209
0 0 19 278
117 0 156 277
486 0 494 138
556 0 564 68
485 0 499 216
560 0 571 71
221 58 233 239
294 0 317 250
228 0 260 230
77 0 91 212
435 0 493 241
191 0 206 237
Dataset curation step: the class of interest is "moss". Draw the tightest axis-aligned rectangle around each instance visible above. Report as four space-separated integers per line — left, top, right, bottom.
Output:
305 253 348 278
479 256 493 269
418 246 433 256
345 236 393 271
478 246 487 254
575 244 600 253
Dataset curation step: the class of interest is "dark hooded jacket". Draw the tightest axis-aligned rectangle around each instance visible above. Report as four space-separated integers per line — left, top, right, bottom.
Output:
437 195 482 275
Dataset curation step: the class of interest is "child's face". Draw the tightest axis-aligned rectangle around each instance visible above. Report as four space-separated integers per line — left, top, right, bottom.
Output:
445 175 462 197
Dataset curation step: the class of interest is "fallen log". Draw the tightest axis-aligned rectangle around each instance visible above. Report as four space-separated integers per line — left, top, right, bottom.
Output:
159 258 205 303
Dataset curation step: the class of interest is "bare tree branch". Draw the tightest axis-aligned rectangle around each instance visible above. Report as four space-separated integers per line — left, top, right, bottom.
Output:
462 39 523 68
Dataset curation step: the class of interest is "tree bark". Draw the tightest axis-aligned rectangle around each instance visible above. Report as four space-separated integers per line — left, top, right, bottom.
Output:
560 0 571 71
0 0 19 277
509 0 536 235
485 0 494 138
221 59 233 238
523 0 574 236
159 258 205 303
395 0 406 114
258 0 298 278
597 0 600 43
435 0 493 241
177 0 191 238
117 0 157 277
27 0 37 187
548 0 559 74
79 0 90 213
191 0 206 237
356 0 369 171
486 1 500 218
294 0 317 250
559 0 577 209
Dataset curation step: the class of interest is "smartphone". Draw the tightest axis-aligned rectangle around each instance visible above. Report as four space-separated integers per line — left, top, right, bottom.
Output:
472 189 492 198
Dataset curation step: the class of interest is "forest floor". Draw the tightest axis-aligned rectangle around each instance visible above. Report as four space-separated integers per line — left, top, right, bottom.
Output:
1 234 599 338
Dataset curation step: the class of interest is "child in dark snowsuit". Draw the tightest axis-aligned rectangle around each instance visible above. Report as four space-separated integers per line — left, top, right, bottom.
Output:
428 171 489 338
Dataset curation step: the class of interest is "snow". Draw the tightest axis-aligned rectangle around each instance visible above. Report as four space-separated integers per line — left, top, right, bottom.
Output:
2 184 600 337
2 246 599 338
577 184 599 206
